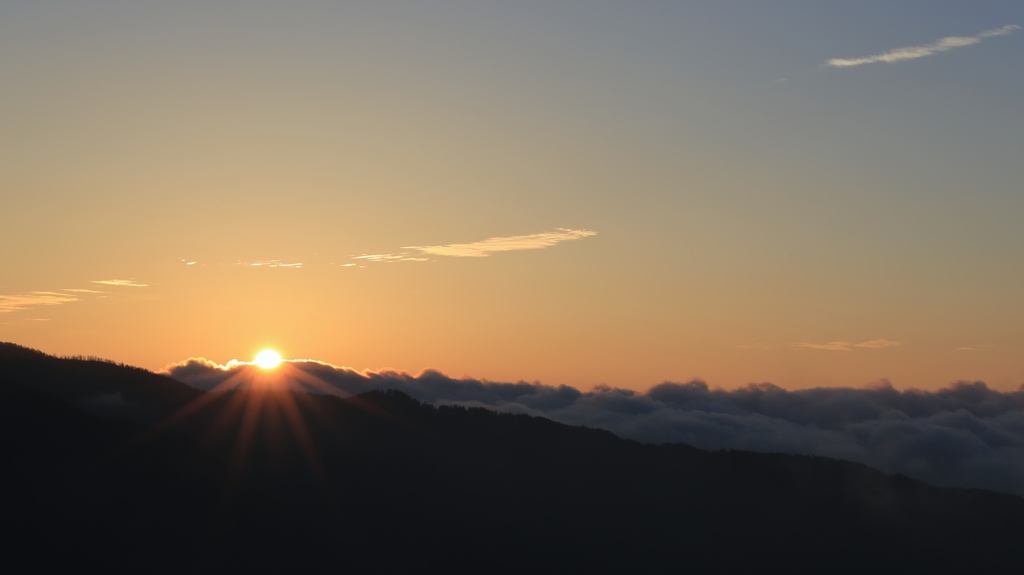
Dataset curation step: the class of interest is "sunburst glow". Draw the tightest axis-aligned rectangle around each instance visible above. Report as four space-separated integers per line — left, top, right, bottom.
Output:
254 349 282 369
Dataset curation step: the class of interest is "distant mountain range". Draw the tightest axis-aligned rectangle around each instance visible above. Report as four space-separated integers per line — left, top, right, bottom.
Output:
2 342 1022 573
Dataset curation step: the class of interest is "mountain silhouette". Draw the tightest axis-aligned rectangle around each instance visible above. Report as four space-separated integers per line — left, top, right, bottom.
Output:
2 342 1023 573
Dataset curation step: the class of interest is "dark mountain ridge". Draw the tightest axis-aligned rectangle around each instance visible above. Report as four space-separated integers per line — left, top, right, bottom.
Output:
2 342 1022 573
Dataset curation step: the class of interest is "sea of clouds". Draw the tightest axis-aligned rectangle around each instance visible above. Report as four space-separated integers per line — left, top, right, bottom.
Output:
166 358 1024 497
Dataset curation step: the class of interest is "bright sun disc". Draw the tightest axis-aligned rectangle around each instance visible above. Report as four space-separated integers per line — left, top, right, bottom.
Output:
254 349 282 369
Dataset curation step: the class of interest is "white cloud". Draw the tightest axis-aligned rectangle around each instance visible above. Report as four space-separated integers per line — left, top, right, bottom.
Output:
827 24 1019 68
405 228 597 258
92 279 148 287
244 260 303 268
352 254 430 263
351 229 597 264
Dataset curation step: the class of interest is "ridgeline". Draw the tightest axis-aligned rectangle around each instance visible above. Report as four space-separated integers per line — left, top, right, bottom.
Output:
2 342 1022 573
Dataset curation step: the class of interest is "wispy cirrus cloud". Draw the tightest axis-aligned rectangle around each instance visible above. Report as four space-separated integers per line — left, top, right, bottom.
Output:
0 291 82 314
797 341 856 351
215 229 599 268
351 228 598 264
852 339 902 349
92 279 148 287
957 344 994 352
353 254 430 263
798 339 903 351
246 260 303 268
406 228 597 258
1 282 139 318
827 24 1019 68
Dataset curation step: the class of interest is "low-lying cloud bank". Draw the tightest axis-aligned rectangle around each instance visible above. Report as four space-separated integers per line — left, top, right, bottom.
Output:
166 358 1024 497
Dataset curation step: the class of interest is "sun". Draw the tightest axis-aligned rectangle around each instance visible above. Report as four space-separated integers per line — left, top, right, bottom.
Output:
254 349 282 369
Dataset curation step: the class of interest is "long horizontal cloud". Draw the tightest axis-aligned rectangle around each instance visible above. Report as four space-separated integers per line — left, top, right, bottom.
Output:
1 282 133 317
92 279 148 287
798 339 902 351
828 24 1019 68
166 358 1024 497
352 254 430 263
245 260 303 268
350 229 597 263
405 228 597 258
0 291 82 314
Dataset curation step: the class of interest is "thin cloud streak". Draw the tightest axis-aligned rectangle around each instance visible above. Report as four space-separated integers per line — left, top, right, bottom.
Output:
405 228 597 258
797 341 855 351
853 339 902 349
1 281 138 316
243 260 303 268
957 344 994 352
350 228 597 264
353 254 430 263
798 339 903 351
827 24 1019 68
92 279 148 287
0 291 81 314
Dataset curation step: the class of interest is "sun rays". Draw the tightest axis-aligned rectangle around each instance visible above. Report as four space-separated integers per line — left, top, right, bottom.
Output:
131 361 328 487
133 351 428 493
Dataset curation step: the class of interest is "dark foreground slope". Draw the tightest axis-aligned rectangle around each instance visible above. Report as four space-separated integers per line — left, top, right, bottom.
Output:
3 343 1023 574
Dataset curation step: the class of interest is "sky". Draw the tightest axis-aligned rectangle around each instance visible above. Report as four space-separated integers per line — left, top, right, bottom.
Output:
3 1 1024 392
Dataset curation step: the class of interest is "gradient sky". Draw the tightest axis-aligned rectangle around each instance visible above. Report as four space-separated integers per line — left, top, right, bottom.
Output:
3 1 1023 391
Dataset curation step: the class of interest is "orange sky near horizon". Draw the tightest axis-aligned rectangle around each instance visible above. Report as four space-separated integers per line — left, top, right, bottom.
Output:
3 2 1023 392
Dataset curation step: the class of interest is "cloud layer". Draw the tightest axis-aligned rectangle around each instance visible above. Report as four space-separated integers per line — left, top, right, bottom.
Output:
166 358 1024 497
828 24 1019 68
